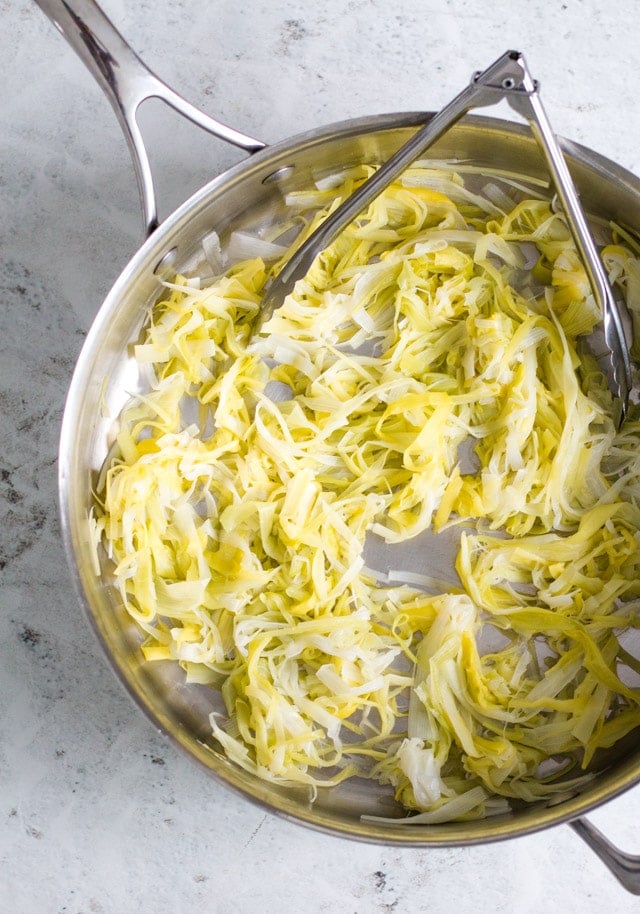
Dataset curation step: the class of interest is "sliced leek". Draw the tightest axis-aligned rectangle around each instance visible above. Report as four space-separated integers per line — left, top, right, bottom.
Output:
91 164 640 823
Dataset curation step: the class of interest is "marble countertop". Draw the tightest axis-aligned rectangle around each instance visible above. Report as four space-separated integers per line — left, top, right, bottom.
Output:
3 1 640 911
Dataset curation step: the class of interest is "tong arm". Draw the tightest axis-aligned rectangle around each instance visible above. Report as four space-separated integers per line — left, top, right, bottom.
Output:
260 51 523 315
260 50 630 420
479 52 632 413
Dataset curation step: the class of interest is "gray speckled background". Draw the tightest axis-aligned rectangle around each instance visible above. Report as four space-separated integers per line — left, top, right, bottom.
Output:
3 1 640 911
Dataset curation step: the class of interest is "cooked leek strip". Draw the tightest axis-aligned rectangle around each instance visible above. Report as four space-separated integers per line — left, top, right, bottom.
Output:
92 165 640 823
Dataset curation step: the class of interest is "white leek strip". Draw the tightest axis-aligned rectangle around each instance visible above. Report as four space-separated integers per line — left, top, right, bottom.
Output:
226 231 288 263
202 229 226 273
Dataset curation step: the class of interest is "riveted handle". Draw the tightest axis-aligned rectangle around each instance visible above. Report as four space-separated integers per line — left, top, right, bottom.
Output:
35 0 266 235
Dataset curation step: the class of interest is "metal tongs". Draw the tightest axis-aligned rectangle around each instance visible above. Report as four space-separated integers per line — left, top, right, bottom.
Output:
262 50 631 423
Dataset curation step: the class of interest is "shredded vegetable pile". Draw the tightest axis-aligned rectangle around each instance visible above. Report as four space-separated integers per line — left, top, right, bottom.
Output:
92 162 640 823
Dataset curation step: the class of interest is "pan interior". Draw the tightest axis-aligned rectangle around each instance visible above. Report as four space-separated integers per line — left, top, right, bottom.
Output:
60 114 640 843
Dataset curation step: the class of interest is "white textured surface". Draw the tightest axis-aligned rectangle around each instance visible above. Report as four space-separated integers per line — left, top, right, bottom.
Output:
2 1 640 911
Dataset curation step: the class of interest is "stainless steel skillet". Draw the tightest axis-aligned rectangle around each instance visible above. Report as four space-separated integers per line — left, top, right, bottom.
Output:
38 0 640 892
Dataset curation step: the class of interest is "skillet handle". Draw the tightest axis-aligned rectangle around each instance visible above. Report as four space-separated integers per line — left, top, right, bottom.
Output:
34 0 266 236
570 817 640 894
